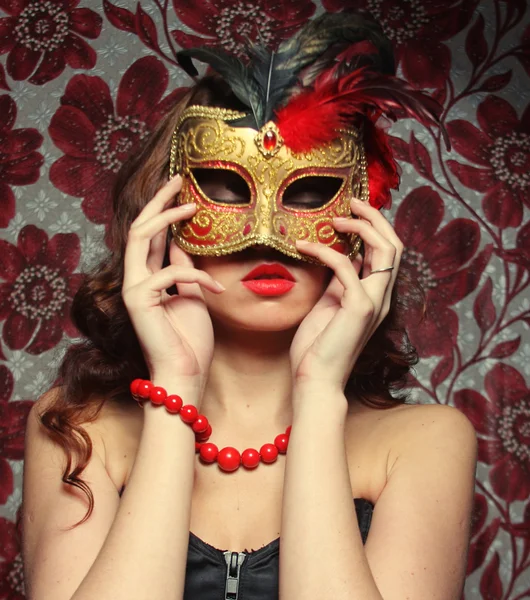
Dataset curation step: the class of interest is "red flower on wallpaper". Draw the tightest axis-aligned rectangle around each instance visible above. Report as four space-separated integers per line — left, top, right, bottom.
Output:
495 219 530 273
394 186 489 357
49 56 186 225
454 364 530 503
0 366 32 505
171 0 315 56
0 0 102 85
0 224 82 354
0 95 43 228
447 95 530 229
321 0 478 89
0 515 24 599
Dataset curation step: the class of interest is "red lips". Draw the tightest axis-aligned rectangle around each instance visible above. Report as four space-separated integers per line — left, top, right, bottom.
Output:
241 263 296 296
241 263 296 282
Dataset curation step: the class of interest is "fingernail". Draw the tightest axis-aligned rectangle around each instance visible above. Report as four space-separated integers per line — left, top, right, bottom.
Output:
215 280 226 291
179 202 196 210
333 217 349 223
296 239 310 245
171 174 182 181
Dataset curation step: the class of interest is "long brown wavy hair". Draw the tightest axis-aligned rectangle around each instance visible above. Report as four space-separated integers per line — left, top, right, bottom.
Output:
38 75 423 526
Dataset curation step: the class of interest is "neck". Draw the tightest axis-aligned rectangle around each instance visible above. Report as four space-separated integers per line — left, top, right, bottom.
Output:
200 320 296 430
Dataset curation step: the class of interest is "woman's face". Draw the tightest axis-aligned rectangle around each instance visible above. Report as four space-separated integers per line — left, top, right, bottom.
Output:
186 168 334 332
193 247 332 332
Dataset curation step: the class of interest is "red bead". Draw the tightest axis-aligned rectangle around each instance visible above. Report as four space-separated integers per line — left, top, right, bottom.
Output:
130 378 143 396
149 386 167 405
263 130 277 151
130 378 290 472
164 394 183 414
241 448 260 469
260 443 279 463
217 447 241 472
199 443 219 463
180 404 198 424
137 380 153 399
196 423 212 442
192 415 209 434
274 433 289 454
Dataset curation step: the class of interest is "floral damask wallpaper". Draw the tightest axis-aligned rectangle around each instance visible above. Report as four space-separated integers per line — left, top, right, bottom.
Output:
0 0 529 598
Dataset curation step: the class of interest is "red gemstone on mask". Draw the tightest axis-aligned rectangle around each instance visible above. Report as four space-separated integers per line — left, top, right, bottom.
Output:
243 223 251 235
263 130 277 151
279 225 286 235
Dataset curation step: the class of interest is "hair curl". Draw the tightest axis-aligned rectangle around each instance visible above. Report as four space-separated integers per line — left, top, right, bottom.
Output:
38 75 423 527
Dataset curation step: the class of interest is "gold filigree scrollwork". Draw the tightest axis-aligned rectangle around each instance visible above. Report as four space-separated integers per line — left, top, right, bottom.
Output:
169 105 368 263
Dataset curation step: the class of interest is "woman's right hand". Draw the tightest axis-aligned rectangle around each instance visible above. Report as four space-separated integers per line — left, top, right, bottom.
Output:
122 175 224 385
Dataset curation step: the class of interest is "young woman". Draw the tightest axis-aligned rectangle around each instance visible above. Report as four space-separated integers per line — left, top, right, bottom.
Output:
21 13 477 600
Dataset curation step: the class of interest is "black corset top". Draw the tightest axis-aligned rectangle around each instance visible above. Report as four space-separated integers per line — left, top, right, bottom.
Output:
184 497 374 600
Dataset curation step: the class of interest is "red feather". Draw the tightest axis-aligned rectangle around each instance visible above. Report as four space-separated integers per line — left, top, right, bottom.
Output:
276 67 443 152
275 68 370 153
275 66 444 207
364 119 400 209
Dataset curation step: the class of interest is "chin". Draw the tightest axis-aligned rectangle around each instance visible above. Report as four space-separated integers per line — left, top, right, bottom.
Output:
208 295 314 333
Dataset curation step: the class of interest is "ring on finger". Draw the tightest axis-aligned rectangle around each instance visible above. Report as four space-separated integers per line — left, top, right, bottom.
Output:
371 266 394 274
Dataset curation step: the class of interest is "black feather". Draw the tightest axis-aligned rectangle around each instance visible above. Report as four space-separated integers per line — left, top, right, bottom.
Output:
176 12 396 129
277 13 394 87
246 44 300 123
177 47 263 128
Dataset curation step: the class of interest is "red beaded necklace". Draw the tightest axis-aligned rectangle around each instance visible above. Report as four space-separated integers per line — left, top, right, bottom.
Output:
130 379 291 472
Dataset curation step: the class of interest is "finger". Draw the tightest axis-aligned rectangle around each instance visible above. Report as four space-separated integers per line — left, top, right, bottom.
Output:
295 240 364 308
123 265 225 309
124 203 197 288
133 175 184 227
294 241 373 363
145 228 168 274
168 241 208 301
349 198 403 251
333 218 399 320
333 218 397 277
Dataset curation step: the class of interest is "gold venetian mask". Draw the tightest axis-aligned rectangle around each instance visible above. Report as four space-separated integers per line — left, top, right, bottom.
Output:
169 106 369 263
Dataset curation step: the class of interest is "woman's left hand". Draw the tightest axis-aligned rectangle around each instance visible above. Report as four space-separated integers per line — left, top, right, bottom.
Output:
289 198 403 396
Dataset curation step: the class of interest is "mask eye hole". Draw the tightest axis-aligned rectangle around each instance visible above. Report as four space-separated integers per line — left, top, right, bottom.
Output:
282 176 344 209
191 168 251 205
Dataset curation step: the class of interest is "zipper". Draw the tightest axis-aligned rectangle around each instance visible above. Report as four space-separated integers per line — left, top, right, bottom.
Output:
223 550 246 600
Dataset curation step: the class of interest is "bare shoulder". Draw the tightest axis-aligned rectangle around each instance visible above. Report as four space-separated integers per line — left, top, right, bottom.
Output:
382 402 477 455
23 389 143 599
27 387 143 496
347 400 476 449
344 400 477 503
347 402 478 599
84 395 144 492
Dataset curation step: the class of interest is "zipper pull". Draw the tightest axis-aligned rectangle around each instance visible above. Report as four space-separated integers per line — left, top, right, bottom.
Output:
223 550 246 600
